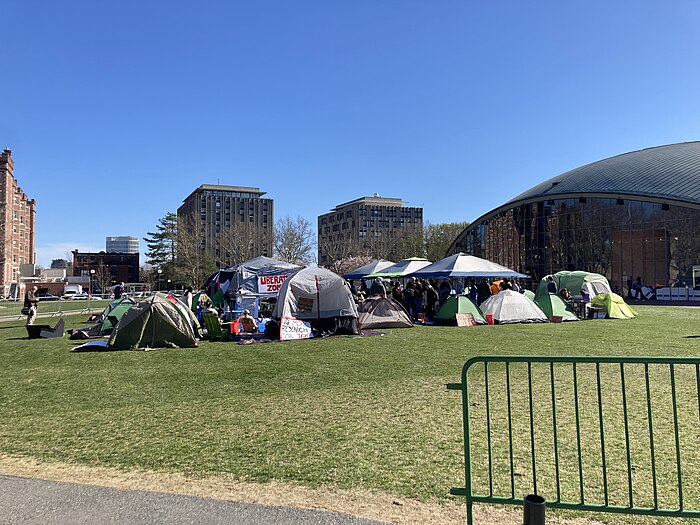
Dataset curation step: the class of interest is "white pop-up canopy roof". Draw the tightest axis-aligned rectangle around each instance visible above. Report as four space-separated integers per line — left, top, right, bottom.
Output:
408 253 529 279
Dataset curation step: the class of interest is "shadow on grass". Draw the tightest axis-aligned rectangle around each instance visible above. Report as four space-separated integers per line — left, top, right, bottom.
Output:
684 335 700 338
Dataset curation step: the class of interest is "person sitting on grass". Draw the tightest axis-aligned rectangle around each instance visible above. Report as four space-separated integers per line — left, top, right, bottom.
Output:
239 309 258 333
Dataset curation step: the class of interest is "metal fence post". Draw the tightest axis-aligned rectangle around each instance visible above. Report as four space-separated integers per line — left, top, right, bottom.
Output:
523 494 545 525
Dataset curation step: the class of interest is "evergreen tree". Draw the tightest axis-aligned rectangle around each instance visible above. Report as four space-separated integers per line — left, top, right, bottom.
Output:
143 212 178 279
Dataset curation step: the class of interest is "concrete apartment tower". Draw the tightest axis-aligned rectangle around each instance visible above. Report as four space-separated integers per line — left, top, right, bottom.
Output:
0 148 36 296
177 184 274 268
317 195 423 265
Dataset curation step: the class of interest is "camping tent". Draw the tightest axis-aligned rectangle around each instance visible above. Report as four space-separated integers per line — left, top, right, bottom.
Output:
272 267 359 336
365 258 431 278
205 256 303 298
535 271 611 300
534 293 579 321
523 290 536 301
480 290 549 324
409 253 529 279
358 297 413 329
109 293 198 350
591 293 638 319
97 297 137 335
436 295 487 325
344 259 395 280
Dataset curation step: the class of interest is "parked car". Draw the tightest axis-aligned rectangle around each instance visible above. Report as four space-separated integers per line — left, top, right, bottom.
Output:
38 294 60 301
70 293 90 300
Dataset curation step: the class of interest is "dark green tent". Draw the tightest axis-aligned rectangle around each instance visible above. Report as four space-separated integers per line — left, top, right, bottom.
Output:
436 295 486 325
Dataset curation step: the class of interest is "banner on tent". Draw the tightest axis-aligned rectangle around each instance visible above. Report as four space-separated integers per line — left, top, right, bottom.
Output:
280 317 313 341
258 275 289 293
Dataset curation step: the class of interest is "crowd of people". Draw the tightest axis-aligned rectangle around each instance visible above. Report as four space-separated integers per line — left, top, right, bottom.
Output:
348 276 529 323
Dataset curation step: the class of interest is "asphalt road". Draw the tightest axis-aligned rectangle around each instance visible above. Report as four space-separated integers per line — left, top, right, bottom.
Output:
0 475 392 525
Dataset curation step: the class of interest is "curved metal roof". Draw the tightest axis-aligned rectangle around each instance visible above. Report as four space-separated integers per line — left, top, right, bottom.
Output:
506 141 700 207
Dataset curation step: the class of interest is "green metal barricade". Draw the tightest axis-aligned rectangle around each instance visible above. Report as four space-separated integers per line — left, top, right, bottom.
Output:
447 356 700 523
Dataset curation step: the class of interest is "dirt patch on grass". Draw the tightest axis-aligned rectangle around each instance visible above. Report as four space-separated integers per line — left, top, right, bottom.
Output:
0 455 602 525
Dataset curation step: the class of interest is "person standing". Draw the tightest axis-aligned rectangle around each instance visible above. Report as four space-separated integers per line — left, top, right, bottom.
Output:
24 286 39 325
546 276 557 294
183 286 193 309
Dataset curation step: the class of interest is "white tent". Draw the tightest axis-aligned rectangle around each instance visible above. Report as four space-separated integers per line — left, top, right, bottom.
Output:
343 259 395 280
358 297 413 329
409 253 529 279
365 258 431 278
480 290 548 324
273 267 359 335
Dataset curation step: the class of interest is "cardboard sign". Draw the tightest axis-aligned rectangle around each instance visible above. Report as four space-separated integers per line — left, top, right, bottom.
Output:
280 317 314 341
456 313 478 327
258 274 289 293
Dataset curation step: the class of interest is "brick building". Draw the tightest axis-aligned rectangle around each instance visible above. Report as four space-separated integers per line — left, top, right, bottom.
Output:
72 250 140 288
0 148 36 296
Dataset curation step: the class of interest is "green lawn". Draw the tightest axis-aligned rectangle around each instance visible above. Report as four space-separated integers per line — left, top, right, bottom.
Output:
0 305 698 523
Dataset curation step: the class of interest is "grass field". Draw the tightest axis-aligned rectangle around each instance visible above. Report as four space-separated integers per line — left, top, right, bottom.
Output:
0 305 698 524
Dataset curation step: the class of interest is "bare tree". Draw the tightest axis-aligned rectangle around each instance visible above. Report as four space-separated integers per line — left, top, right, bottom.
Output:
93 263 113 297
140 265 158 292
175 215 216 289
423 222 469 261
274 215 314 265
218 222 260 267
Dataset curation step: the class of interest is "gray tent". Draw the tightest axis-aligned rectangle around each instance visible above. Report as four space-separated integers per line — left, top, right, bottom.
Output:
358 297 413 329
109 294 198 350
272 267 359 336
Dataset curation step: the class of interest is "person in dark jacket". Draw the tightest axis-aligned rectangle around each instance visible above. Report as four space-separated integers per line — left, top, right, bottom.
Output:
402 281 416 319
24 286 39 325
477 279 491 305
391 281 403 303
423 279 439 323
369 277 387 298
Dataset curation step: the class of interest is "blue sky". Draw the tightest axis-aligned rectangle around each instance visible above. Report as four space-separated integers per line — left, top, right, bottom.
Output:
3 1 700 267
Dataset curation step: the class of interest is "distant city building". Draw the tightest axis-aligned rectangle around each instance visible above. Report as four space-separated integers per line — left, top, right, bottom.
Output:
317 195 423 265
50 258 69 269
0 148 36 296
177 184 273 268
106 236 139 254
72 250 140 285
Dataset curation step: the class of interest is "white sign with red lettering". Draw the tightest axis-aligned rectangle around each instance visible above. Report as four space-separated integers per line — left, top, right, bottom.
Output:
258 274 289 293
280 317 314 341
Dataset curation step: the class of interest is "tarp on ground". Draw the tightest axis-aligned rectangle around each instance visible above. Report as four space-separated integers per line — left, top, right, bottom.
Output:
480 290 549 324
535 271 611 300
205 256 303 297
109 293 198 350
358 297 413 329
534 293 579 321
365 258 431 278
273 267 359 336
591 293 638 319
343 259 395 280
435 295 487 325
409 253 529 279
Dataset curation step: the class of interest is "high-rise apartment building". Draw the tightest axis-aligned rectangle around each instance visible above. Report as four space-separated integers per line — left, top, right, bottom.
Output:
177 184 273 268
106 236 139 254
317 195 423 265
0 148 36 296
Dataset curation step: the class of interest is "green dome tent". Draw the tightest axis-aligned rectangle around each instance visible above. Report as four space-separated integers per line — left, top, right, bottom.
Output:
535 271 611 300
591 293 638 319
534 293 579 321
436 295 487 325
98 298 137 335
523 290 536 301
109 293 198 350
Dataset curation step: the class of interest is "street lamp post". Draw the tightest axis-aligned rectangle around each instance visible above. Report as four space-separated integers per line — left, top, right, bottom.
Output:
157 269 162 292
89 269 95 310
167 279 172 293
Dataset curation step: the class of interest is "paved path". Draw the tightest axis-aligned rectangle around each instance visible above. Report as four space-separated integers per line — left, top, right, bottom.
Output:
0 475 392 525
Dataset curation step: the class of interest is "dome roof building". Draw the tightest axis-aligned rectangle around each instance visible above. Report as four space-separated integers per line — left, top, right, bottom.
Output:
448 142 700 293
